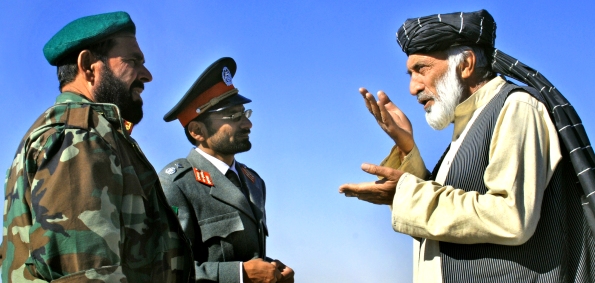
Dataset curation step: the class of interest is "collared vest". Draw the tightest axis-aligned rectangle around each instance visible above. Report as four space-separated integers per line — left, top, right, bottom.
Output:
433 83 595 282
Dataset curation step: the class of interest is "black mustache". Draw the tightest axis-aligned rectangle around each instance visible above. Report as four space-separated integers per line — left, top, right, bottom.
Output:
130 81 144 90
237 130 251 135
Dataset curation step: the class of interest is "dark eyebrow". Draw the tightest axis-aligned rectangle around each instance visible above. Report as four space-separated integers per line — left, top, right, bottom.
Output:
130 52 145 63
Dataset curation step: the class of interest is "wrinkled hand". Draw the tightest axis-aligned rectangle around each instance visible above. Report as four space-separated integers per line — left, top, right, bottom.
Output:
360 87 414 154
271 259 294 283
339 163 405 205
243 258 282 283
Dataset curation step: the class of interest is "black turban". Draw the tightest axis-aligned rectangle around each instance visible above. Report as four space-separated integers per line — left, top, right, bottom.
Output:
396 9 496 56
397 9 595 235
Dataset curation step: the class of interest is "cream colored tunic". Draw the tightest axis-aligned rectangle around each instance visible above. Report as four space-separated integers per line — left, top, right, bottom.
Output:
382 76 563 282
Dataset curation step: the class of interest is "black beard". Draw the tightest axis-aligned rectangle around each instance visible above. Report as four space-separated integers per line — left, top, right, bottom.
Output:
209 128 252 155
94 66 144 124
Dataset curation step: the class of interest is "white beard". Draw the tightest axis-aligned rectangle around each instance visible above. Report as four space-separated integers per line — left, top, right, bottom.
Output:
422 62 464 130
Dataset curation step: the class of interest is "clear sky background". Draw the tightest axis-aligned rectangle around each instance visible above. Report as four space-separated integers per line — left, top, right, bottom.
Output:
2 1 595 282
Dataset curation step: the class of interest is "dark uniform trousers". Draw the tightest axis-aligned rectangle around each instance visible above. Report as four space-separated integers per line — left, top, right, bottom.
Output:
159 149 268 283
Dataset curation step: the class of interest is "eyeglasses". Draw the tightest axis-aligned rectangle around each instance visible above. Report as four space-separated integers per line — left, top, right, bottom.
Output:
210 109 252 122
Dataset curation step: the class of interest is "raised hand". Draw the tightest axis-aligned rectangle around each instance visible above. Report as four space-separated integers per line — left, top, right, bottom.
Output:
360 87 414 155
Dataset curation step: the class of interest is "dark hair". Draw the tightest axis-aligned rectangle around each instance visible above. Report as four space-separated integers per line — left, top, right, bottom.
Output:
56 39 116 90
184 113 216 145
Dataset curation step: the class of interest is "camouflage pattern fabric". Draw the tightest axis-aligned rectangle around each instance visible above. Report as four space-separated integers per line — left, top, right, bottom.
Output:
1 92 193 282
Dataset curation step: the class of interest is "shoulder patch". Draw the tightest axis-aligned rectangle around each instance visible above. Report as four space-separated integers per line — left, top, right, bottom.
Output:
165 167 177 175
193 168 214 186
159 158 192 181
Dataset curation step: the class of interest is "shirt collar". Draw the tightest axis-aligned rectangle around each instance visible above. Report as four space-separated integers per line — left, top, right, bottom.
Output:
195 147 238 176
452 76 506 140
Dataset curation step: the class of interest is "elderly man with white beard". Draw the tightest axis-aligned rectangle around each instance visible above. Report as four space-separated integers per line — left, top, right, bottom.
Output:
339 9 595 283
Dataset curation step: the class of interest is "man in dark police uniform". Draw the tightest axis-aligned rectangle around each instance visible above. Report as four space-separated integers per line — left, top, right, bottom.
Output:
340 9 595 283
159 57 294 283
1 12 193 282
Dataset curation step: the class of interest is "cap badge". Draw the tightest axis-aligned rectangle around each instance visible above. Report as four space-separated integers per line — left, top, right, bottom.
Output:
222 66 233 86
165 167 177 175
193 168 214 186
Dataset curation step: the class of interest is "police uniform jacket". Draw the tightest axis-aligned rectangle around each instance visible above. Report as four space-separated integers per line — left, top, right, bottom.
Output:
159 149 268 283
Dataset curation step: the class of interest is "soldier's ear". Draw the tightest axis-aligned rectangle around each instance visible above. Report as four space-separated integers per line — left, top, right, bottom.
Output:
77 50 99 84
187 121 208 143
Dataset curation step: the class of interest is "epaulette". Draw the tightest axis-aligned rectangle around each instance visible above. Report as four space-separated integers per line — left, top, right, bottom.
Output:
159 158 192 182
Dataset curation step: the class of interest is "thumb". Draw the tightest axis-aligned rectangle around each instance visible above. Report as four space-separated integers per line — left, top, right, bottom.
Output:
361 163 401 181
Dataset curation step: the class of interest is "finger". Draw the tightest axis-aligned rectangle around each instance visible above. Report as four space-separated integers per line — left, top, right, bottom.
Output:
274 269 283 282
377 90 392 104
359 87 369 96
272 260 286 270
339 181 381 194
377 91 413 129
356 193 390 205
359 88 382 119
365 93 382 120
359 87 374 113
377 99 396 127
361 163 402 180
281 266 294 278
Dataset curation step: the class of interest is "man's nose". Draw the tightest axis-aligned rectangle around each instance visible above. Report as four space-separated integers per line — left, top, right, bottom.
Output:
240 116 252 129
409 76 424 96
138 64 153 83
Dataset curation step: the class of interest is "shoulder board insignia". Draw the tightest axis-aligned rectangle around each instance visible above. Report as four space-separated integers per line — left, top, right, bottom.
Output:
193 168 214 186
165 167 177 175
241 165 255 183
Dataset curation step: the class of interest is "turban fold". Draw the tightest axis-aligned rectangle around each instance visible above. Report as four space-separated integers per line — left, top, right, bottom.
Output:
397 9 595 235
396 9 496 56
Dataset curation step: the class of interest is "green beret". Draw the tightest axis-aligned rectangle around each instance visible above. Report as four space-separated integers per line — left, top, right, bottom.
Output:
43 11 136 66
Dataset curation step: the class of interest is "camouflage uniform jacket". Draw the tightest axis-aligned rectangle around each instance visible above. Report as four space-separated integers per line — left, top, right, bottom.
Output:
1 92 193 282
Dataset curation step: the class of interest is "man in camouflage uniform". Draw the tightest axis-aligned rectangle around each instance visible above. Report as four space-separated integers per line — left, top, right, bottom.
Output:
1 12 193 282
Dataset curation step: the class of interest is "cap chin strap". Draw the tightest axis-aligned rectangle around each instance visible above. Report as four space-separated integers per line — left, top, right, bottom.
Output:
197 88 239 114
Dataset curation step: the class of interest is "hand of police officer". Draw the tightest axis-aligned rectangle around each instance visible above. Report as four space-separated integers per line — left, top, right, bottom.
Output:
243 258 282 283
339 163 405 205
359 87 414 155
271 259 295 283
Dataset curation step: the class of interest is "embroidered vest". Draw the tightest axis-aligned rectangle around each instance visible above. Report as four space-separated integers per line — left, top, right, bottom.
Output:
435 83 595 282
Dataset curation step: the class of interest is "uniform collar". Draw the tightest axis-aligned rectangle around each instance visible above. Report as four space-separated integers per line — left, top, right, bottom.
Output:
56 91 131 135
195 147 238 176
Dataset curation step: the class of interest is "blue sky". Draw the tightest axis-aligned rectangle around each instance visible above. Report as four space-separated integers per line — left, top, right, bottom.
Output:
2 1 595 282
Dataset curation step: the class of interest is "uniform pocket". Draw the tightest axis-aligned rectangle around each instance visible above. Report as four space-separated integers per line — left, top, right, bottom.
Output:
198 211 245 242
198 211 245 261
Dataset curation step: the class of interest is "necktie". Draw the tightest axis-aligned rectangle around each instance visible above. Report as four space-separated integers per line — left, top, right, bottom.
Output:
225 169 241 187
225 169 249 199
